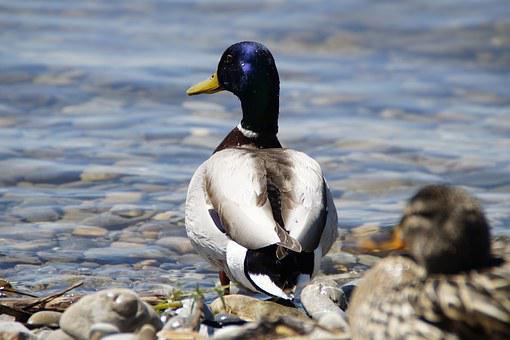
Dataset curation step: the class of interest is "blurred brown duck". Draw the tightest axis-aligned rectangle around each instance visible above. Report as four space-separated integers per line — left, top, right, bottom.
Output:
349 185 510 340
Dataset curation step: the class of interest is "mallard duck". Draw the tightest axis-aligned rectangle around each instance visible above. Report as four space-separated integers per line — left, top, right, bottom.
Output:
349 185 510 339
184 41 338 299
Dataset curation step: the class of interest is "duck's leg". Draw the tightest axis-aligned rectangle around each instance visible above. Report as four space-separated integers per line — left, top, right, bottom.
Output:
219 271 230 295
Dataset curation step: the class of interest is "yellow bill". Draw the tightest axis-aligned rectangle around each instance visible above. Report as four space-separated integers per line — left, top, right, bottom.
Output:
357 227 405 252
186 72 223 96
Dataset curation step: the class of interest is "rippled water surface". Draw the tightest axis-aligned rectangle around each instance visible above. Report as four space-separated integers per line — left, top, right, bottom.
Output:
1 0 510 294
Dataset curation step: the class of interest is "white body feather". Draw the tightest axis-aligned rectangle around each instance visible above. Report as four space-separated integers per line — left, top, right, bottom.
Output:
185 147 338 294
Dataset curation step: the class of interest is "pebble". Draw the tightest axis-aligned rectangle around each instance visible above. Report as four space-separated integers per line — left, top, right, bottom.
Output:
59 288 162 340
163 298 203 332
88 323 120 339
72 226 108 237
0 321 35 340
0 254 42 267
80 167 122 182
27 310 62 327
101 333 136 340
11 239 55 251
135 324 157 340
84 246 169 264
43 329 74 340
10 206 62 223
152 211 173 221
214 313 246 327
0 158 81 186
81 212 147 230
155 237 193 254
110 204 144 218
300 278 349 330
133 259 159 269
210 294 309 322
0 315 15 322
357 254 382 267
103 192 143 204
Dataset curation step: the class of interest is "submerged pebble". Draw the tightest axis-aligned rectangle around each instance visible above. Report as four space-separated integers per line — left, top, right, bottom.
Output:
72 226 108 237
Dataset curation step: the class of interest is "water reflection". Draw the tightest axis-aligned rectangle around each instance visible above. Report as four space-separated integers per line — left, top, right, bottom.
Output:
0 0 509 294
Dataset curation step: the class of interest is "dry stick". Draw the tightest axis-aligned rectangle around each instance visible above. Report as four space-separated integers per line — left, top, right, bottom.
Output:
23 281 84 311
0 303 32 322
1 287 38 298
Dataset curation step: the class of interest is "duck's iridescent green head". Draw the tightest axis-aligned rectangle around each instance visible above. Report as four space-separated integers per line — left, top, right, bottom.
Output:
187 41 280 134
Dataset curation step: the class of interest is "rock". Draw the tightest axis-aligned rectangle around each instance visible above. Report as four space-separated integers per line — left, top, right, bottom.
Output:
81 212 153 230
100 334 135 340
43 329 74 340
133 259 159 269
0 315 15 322
339 279 360 310
300 278 349 331
59 288 163 340
10 206 62 223
155 237 193 254
214 313 246 327
0 254 42 267
103 192 143 204
0 321 35 340
72 226 108 237
88 323 120 339
157 330 203 340
31 328 52 339
80 167 122 182
357 254 381 267
211 316 349 340
110 205 144 218
321 252 358 274
12 239 55 252
0 158 81 185
318 312 349 332
210 294 308 322
84 245 170 264
27 311 62 327
135 324 157 340
152 212 173 221
163 298 203 331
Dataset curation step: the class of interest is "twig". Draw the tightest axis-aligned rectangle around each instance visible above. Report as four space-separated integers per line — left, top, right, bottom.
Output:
23 281 84 310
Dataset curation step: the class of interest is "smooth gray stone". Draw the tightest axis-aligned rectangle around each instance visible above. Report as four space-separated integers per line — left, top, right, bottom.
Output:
155 237 193 254
89 322 120 339
339 279 360 311
110 204 144 218
0 314 15 322
20 196 80 207
84 245 170 264
60 288 162 340
98 334 135 340
34 329 53 340
135 324 156 340
27 310 62 327
0 158 81 185
81 212 152 230
300 278 349 331
42 329 74 340
11 206 62 222
214 313 246 326
162 298 202 331
0 321 36 339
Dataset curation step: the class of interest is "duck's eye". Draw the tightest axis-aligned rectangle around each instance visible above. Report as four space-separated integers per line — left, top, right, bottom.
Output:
225 54 233 65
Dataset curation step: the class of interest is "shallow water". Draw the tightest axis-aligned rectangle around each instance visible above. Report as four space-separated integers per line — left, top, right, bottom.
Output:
1 0 509 295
